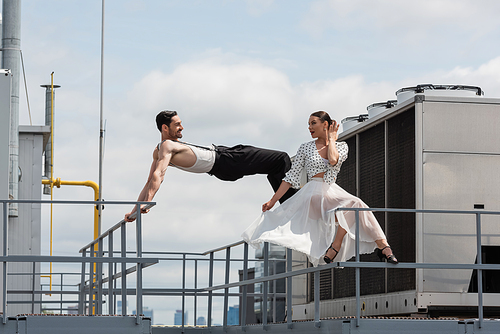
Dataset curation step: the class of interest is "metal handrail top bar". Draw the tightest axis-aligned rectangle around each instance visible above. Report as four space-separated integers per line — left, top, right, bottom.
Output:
333 207 500 215
109 250 287 262
9 272 85 276
202 240 246 255
205 261 500 292
79 203 155 253
0 255 159 264
0 199 155 205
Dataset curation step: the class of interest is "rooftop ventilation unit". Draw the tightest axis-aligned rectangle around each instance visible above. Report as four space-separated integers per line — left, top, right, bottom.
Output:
395 84 483 104
366 100 397 118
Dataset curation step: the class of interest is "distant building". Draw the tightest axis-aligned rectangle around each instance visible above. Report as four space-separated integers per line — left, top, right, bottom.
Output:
67 305 78 315
174 309 188 325
227 305 239 325
197 316 206 326
117 301 126 315
133 307 154 324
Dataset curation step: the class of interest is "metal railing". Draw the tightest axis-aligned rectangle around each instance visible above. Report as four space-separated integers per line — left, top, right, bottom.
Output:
203 206 500 329
1 199 500 330
1 199 157 325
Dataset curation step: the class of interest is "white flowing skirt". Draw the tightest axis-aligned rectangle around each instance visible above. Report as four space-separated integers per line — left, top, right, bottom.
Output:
241 178 387 266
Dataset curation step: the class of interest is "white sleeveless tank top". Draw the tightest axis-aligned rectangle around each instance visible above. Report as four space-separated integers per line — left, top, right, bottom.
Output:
158 140 216 173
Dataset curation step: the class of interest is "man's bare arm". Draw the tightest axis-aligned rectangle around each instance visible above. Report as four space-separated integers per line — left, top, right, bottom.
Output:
125 143 173 221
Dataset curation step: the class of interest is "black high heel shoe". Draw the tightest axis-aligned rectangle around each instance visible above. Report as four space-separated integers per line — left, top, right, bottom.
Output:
376 246 398 264
324 245 339 264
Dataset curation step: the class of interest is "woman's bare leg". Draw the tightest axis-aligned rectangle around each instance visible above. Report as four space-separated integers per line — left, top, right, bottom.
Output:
375 239 397 261
325 225 347 260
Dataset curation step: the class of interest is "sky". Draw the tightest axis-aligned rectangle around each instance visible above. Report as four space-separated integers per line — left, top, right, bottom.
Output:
3 0 500 325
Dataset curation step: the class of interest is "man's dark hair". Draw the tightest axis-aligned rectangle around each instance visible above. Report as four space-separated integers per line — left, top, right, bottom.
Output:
156 110 178 132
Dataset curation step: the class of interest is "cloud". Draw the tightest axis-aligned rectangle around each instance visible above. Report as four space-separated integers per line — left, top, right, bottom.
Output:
245 0 275 17
301 0 500 38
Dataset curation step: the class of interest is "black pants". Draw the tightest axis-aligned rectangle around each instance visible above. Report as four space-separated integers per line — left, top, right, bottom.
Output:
208 144 297 203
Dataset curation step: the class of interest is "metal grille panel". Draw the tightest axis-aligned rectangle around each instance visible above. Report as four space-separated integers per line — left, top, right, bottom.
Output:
359 123 386 295
387 108 416 292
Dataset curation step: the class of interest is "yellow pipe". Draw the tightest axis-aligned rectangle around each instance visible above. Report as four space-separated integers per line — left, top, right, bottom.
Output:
42 178 100 314
42 178 100 240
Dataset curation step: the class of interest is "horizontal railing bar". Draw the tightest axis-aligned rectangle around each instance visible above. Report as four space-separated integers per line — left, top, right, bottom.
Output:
88 254 286 263
10 272 86 276
100 262 156 284
0 199 155 205
39 286 79 289
154 257 285 263
205 261 500 292
8 290 80 295
7 289 282 298
0 255 158 264
8 300 79 304
202 240 246 255
334 207 500 215
79 204 155 253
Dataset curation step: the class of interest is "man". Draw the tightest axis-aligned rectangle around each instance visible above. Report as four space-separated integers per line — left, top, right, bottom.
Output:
124 110 297 221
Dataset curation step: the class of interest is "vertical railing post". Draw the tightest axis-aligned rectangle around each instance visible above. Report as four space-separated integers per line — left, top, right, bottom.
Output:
97 237 103 314
194 259 198 326
79 248 87 314
286 248 293 329
136 207 143 325
476 212 483 328
272 260 277 323
314 270 320 328
60 273 64 313
182 253 186 332
120 220 127 315
241 242 248 331
108 231 114 315
355 209 360 327
89 242 95 314
208 251 214 328
31 261 36 314
2 202 7 323
223 247 230 331
263 242 269 329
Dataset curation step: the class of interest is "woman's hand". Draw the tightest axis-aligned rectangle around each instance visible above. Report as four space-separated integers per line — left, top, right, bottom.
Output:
262 199 277 212
326 120 339 143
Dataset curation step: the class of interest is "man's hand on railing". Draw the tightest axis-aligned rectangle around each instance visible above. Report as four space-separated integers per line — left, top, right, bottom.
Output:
124 204 154 222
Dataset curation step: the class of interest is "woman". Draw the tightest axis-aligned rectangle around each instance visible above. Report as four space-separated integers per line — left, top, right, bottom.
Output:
241 111 398 267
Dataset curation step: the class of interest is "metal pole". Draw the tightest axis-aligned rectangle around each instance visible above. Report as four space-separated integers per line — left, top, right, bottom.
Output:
108 231 114 315
182 253 186 331
223 247 230 331
355 210 360 327
97 237 103 314
121 221 127 315
314 271 320 328
241 243 248 331
2 202 7 322
136 208 143 325
2 0 21 217
286 248 293 329
97 0 105 237
263 242 269 329
59 273 63 314
208 252 214 328
79 249 87 314
89 242 95 314
31 262 35 313
476 212 483 328
194 259 197 326
274 260 278 323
